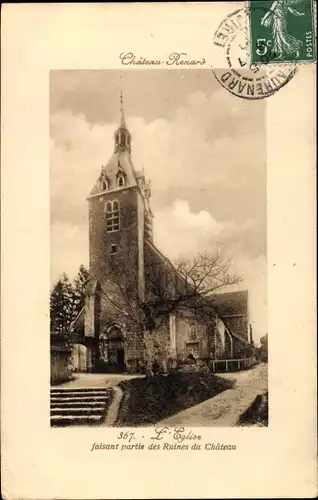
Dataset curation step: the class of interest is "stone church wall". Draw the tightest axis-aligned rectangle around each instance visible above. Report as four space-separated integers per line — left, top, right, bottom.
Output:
232 335 254 359
89 187 140 281
98 290 144 372
51 346 72 384
175 314 215 361
80 111 255 375
223 315 249 342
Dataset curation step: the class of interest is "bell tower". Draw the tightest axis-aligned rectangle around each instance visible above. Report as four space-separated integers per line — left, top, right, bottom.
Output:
87 91 153 302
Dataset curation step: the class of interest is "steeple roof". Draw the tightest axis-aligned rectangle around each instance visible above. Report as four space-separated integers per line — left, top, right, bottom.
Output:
119 89 126 128
88 91 137 197
102 150 136 185
114 89 131 154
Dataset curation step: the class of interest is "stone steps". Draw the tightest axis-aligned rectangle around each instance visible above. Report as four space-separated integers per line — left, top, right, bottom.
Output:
51 415 103 427
51 396 109 403
50 387 113 427
51 401 107 409
51 407 105 416
51 389 107 396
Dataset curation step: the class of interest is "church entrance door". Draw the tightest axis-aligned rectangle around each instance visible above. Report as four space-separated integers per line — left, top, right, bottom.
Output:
117 348 125 370
100 325 126 373
108 338 125 368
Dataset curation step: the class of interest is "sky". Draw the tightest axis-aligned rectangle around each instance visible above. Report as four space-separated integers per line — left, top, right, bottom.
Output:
50 69 267 344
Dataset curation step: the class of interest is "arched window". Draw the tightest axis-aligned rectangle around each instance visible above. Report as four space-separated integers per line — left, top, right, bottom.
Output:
117 175 125 187
105 200 120 232
100 175 109 192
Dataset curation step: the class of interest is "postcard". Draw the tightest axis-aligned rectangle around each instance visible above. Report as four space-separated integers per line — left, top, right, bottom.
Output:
1 2 316 499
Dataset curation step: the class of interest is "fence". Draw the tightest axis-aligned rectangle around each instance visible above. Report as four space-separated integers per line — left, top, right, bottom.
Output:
210 357 257 373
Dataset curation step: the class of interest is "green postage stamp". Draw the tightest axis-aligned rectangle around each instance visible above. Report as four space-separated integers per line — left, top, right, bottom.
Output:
249 0 316 63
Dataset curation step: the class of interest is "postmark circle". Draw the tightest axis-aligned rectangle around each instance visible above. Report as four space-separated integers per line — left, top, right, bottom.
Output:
212 8 297 100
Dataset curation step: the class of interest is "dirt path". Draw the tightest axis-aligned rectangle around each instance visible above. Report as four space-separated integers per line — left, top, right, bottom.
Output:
102 386 124 426
157 363 268 427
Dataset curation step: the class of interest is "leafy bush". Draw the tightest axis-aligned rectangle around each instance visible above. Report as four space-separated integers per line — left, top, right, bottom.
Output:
117 371 234 426
238 392 268 426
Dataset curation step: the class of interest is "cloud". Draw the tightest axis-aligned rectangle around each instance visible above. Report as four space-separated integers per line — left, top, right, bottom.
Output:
153 199 252 259
50 221 88 286
50 88 265 224
130 90 265 193
152 199 267 341
50 112 112 225
154 199 258 260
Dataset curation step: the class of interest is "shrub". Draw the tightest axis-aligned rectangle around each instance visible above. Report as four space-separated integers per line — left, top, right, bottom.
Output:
238 392 268 426
152 358 165 375
117 371 234 426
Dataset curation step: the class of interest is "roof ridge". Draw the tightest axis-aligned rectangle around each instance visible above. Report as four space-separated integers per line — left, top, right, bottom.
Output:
214 289 248 296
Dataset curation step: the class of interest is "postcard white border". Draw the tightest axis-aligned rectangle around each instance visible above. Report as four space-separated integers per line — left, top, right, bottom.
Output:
1 3 317 499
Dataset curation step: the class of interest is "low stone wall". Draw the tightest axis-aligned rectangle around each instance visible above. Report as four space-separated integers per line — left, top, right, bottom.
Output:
51 346 72 385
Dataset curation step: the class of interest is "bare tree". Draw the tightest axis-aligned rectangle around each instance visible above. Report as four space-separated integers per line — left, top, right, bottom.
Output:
88 242 241 374
145 245 241 325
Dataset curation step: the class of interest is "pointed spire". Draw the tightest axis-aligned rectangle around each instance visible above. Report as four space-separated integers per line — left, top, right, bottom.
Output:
120 88 126 128
114 83 131 153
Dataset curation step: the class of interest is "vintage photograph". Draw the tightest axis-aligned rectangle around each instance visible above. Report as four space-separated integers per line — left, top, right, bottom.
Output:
50 69 268 428
2 2 316 497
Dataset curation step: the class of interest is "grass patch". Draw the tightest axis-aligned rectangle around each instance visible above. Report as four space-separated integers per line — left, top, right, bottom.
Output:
116 371 234 426
238 392 268 427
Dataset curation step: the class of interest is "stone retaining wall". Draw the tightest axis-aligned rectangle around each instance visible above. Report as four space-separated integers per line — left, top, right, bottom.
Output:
51 346 72 384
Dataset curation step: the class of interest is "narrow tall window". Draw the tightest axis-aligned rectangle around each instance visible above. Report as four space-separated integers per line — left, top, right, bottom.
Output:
105 201 120 232
101 180 108 191
100 174 109 192
117 175 125 187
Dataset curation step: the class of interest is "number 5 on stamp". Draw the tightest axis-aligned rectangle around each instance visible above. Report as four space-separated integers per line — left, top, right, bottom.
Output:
249 0 316 64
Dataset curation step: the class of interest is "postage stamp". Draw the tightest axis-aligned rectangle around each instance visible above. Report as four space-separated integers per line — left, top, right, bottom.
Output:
212 8 297 100
249 0 316 64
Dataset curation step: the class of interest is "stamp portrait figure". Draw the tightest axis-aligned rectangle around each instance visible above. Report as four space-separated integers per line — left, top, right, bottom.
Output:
261 0 305 58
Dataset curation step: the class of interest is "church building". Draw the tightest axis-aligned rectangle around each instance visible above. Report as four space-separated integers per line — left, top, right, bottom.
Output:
70 94 254 373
